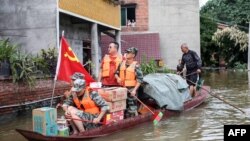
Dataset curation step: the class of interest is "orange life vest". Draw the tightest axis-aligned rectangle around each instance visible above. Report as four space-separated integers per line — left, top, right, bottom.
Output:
73 87 100 115
102 54 122 77
119 61 137 87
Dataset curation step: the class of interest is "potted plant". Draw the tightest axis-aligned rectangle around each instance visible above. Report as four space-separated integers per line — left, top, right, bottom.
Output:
0 39 16 77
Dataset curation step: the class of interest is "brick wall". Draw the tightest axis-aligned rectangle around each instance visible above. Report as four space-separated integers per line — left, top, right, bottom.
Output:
0 79 70 115
121 0 148 32
101 32 161 63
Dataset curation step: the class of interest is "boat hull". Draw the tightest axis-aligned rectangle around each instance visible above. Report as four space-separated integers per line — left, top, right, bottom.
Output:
16 86 210 141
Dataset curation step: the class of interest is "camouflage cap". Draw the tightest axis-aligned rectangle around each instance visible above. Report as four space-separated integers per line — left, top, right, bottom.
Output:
125 47 138 56
72 79 86 92
71 72 85 80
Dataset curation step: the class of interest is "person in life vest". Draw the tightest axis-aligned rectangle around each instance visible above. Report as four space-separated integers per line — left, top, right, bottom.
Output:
62 79 109 134
177 43 202 97
115 47 143 117
98 41 123 87
66 72 85 97
56 72 85 108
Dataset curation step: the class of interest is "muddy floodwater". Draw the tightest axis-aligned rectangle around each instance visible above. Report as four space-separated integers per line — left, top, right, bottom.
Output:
0 70 250 141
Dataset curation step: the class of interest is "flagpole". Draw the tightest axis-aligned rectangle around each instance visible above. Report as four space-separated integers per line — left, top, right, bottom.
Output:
50 30 64 107
50 80 57 107
50 0 60 107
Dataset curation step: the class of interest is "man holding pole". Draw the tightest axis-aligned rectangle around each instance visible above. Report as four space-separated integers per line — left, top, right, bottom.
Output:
178 43 202 97
115 47 143 118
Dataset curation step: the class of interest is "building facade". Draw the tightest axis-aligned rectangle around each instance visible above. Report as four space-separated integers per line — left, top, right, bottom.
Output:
0 0 121 77
101 0 161 64
0 0 121 119
119 0 200 69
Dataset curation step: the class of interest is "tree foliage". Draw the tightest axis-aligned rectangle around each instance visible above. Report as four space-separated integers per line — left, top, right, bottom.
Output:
212 26 248 67
213 26 248 51
200 15 219 66
201 0 250 31
200 0 250 67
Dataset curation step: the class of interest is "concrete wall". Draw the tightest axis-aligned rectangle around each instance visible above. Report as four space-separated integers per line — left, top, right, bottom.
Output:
0 0 57 54
59 13 91 64
148 0 200 69
60 13 104 77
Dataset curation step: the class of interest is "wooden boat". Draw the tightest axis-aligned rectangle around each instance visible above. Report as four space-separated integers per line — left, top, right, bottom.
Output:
16 86 210 141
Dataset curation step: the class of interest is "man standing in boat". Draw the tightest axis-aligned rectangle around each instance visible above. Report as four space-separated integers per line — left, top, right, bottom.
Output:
62 78 109 134
98 41 123 87
115 47 143 118
178 43 202 97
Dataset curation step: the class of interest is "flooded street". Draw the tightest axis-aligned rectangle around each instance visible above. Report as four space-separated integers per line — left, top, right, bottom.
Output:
1 70 250 141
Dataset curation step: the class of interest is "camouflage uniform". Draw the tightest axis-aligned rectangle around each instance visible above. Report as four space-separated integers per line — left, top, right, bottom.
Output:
115 47 143 117
71 72 85 80
63 79 109 130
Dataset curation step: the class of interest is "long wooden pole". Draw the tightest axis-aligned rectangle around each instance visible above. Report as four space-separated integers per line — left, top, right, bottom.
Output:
134 96 155 115
129 91 163 124
134 95 163 125
184 76 245 114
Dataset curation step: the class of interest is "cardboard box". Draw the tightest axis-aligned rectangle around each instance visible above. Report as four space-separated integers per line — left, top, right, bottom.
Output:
90 82 102 89
99 87 127 102
32 107 57 136
103 110 124 125
107 100 126 112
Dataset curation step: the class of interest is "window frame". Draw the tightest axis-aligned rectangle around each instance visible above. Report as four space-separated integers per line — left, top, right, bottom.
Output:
121 4 136 27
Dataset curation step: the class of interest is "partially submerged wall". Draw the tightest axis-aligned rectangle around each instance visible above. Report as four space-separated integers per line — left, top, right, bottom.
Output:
0 79 70 121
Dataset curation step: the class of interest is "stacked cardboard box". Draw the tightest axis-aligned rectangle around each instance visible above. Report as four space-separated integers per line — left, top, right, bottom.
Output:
107 100 126 112
32 107 57 136
103 110 124 124
99 87 127 124
99 87 127 102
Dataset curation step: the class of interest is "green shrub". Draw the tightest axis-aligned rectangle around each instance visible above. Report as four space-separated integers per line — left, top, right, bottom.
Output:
40 47 57 76
140 56 158 75
10 50 36 88
0 39 17 61
234 62 247 70
140 56 174 75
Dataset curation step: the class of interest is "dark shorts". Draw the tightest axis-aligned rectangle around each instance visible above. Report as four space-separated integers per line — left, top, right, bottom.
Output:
186 71 198 86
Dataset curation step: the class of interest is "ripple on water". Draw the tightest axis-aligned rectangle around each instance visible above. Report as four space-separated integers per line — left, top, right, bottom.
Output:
1 71 250 141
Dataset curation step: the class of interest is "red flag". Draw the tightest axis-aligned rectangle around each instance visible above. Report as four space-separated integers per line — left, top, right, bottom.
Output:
55 36 95 85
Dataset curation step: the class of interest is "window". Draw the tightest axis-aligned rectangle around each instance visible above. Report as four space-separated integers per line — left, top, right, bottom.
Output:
121 5 136 26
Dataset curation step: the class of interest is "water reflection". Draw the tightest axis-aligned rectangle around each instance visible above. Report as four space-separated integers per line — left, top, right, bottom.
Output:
0 70 250 141
0 113 31 141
